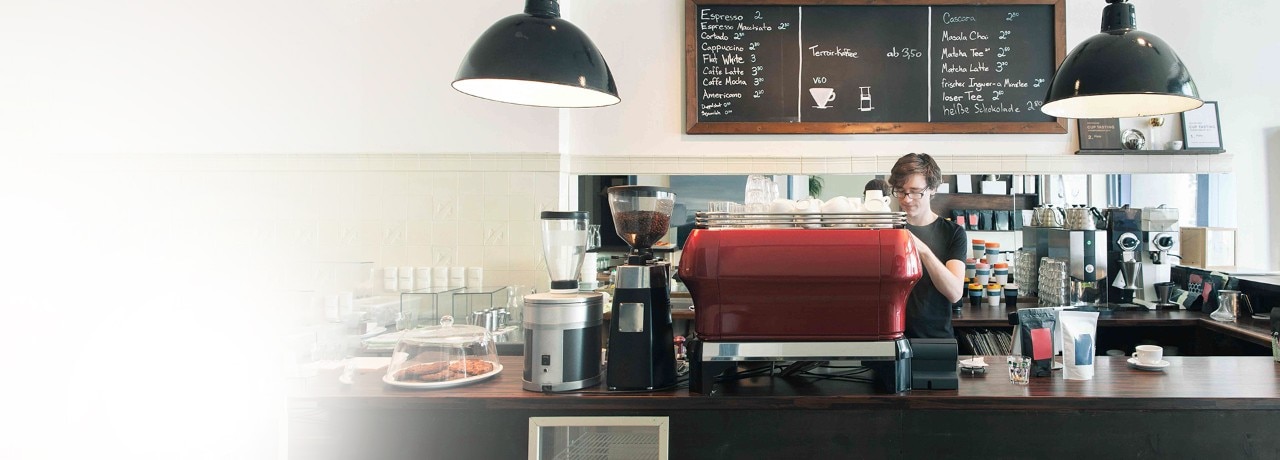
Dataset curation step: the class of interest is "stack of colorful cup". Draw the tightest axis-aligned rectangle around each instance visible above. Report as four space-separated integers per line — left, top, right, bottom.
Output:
985 242 1002 263
986 284 1002 307
993 263 1009 285
969 283 983 307
975 263 991 285
1004 283 1020 307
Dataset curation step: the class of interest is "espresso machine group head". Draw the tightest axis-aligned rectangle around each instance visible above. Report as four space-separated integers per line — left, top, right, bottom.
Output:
605 186 678 391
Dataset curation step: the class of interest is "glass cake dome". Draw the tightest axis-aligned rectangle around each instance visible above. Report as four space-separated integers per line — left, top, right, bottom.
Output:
383 316 502 389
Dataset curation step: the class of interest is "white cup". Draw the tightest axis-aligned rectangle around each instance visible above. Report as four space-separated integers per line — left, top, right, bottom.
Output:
1169 140 1183 150
398 265 414 292
1133 345 1163 365
383 267 398 292
432 266 448 289
767 199 797 214
465 267 484 288
864 190 884 201
449 266 466 288
415 267 432 290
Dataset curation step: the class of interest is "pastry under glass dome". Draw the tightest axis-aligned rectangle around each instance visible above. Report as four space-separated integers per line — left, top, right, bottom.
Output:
383 316 502 388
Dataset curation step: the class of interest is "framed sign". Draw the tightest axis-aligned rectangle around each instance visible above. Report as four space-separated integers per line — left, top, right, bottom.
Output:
1180 101 1223 150
1077 119 1121 150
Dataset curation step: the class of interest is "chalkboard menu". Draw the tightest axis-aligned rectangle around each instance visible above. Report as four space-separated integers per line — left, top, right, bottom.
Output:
685 0 1066 134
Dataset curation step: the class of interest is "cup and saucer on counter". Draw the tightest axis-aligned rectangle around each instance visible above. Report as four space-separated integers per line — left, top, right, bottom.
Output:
959 356 989 374
1127 345 1170 371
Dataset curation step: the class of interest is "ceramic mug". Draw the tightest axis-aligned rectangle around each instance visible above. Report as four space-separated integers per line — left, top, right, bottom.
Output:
1133 345 1163 365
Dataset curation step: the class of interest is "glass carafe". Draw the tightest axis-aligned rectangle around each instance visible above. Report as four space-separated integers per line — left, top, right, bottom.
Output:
1211 290 1252 322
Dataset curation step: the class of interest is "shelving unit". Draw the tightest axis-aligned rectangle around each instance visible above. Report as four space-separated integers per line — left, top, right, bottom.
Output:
1075 148 1225 155
931 193 1038 215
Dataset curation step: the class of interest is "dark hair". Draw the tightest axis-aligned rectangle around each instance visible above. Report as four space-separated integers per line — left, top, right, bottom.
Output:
863 178 891 195
888 153 942 190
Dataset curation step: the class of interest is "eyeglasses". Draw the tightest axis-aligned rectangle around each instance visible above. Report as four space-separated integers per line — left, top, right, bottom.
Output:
892 189 930 199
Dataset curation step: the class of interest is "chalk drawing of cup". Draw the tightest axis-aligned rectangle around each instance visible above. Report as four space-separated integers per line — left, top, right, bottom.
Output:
809 87 836 109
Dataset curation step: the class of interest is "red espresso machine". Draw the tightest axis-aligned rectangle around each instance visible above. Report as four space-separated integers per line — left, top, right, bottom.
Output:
679 211 921 394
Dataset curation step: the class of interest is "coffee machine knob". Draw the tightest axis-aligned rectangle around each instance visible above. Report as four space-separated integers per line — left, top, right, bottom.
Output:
1117 232 1141 252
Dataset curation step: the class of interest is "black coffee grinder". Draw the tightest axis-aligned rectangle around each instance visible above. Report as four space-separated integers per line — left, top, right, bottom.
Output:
1105 206 1143 310
605 185 677 391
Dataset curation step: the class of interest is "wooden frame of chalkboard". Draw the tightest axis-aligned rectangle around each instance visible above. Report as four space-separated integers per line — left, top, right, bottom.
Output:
685 0 1067 134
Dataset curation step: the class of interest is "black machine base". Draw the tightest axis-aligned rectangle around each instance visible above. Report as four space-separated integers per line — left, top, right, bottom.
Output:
688 336 913 394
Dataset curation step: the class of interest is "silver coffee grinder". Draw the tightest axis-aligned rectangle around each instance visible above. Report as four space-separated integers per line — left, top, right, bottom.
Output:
522 211 605 392
605 186 678 391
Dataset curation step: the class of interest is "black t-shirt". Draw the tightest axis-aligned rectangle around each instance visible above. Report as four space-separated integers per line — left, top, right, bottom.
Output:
904 218 968 339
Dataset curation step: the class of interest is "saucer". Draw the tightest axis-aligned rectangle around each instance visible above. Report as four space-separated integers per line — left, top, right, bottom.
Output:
1127 357 1170 371
959 357 989 369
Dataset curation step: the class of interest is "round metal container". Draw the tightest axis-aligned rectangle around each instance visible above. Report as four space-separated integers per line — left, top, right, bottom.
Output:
522 291 604 391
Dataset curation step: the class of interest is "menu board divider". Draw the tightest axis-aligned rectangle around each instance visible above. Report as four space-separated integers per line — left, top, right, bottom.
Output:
686 0 1067 134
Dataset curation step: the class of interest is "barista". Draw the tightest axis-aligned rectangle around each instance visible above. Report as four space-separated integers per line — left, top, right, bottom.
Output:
889 153 967 338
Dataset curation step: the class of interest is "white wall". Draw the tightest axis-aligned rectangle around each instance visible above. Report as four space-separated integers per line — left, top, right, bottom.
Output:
0 0 560 154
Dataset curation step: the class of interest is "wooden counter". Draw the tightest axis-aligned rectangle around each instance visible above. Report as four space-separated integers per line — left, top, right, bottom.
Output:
291 355 1280 459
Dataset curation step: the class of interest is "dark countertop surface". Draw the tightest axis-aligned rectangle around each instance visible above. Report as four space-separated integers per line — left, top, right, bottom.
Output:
292 354 1280 412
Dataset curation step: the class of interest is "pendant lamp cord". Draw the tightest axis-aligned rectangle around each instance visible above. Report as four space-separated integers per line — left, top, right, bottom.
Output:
524 0 560 18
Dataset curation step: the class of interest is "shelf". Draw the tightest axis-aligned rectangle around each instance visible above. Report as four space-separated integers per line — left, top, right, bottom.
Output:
1076 149 1225 155
932 193 1037 213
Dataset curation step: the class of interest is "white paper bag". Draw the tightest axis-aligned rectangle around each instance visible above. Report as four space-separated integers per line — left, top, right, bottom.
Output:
1060 310 1100 380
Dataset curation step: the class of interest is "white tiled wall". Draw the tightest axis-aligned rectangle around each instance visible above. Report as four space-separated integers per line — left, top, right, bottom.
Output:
39 153 566 296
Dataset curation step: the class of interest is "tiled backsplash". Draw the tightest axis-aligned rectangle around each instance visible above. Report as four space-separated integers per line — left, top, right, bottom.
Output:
47 153 567 295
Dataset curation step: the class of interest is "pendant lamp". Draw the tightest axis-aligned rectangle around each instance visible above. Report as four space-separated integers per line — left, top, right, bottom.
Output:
452 0 619 108
1041 0 1202 119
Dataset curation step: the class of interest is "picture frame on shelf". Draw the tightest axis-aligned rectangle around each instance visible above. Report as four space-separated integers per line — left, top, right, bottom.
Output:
1077 118 1121 151
1180 101 1223 150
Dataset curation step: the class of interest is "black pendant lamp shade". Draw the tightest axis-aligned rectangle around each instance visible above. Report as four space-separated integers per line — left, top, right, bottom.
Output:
452 0 619 108
1041 0 1202 119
